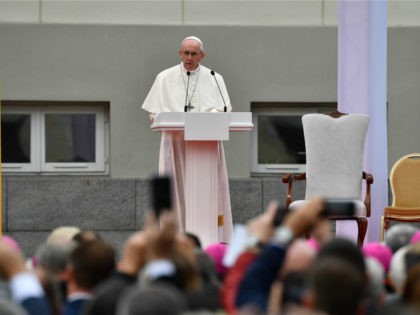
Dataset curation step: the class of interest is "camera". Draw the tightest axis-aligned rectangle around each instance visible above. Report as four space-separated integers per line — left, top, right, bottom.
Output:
322 199 356 217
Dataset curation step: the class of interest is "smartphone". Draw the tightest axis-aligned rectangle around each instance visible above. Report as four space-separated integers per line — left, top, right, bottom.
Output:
273 205 289 227
150 175 172 218
322 199 356 217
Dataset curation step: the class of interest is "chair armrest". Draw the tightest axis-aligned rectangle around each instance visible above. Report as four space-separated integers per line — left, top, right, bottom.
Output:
282 173 306 209
363 171 374 217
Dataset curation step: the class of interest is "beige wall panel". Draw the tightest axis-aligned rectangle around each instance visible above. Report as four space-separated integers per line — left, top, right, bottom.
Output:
389 0 420 26
0 25 338 178
387 27 420 169
2 25 419 176
0 0 39 23
184 0 323 25
322 0 338 26
42 0 182 24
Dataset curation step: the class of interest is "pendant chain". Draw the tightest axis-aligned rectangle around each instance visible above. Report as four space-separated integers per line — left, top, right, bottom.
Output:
181 65 200 106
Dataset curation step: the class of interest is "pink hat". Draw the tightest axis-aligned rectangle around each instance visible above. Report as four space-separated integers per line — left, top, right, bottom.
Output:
410 231 420 244
204 243 228 276
362 242 393 273
1 235 21 253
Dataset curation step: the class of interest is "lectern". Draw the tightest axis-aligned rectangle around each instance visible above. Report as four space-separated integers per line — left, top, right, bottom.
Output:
152 112 253 246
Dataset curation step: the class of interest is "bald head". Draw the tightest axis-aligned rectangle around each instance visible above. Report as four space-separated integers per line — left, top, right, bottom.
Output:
281 239 316 277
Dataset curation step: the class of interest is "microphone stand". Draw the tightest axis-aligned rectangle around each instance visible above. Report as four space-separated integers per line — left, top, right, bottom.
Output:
184 71 191 112
210 70 227 112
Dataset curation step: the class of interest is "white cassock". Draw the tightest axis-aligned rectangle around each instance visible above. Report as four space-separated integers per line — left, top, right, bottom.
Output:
142 62 233 243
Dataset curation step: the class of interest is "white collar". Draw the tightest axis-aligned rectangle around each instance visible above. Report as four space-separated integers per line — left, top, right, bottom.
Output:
180 62 200 75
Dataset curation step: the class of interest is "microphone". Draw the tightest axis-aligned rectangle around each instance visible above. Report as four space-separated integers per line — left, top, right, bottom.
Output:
184 71 191 112
210 70 227 112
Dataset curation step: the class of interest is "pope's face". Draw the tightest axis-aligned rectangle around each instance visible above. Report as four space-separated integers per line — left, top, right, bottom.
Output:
179 39 205 71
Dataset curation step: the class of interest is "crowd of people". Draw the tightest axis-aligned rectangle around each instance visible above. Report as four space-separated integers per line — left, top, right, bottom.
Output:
0 198 419 315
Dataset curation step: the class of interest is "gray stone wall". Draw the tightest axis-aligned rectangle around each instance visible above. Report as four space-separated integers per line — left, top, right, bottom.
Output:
2 176 305 258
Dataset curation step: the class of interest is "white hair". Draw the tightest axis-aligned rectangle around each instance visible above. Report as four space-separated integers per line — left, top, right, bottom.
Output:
47 226 81 245
365 257 385 302
389 245 409 293
181 36 204 52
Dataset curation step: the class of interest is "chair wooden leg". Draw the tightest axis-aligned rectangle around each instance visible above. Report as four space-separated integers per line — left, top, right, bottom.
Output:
380 216 385 241
383 217 390 240
356 217 368 248
384 217 390 230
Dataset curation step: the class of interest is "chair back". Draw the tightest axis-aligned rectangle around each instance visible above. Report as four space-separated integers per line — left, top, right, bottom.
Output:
390 153 420 207
302 113 370 200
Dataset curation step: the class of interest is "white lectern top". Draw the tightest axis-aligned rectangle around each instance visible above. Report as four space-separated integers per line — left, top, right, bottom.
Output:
152 112 254 137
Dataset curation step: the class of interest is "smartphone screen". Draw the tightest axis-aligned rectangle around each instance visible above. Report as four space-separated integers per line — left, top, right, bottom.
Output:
150 175 172 217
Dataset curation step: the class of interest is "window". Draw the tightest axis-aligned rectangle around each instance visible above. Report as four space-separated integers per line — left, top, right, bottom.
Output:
1 101 109 174
251 102 336 174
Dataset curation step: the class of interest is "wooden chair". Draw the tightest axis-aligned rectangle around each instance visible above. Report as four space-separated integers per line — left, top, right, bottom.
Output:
282 111 374 247
380 153 420 241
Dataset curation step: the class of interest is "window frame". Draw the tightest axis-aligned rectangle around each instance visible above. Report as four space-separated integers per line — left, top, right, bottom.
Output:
2 101 109 175
251 102 336 175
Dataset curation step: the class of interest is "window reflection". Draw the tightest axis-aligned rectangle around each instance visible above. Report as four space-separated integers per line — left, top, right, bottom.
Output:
45 114 96 163
257 115 306 165
1 114 31 163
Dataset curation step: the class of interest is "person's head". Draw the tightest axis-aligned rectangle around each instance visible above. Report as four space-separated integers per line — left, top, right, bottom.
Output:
204 242 228 280
72 230 102 245
179 36 205 71
385 224 418 253
47 226 81 246
116 284 187 315
1 236 20 253
194 250 220 289
389 245 410 293
307 257 365 315
316 238 366 278
281 239 316 277
67 239 116 291
364 257 386 305
35 241 75 311
36 242 73 277
402 264 420 311
362 242 393 273
185 232 202 249
278 240 316 309
410 231 420 245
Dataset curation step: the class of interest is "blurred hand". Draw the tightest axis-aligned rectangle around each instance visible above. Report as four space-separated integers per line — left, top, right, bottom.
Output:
311 218 333 246
247 201 279 244
283 197 324 238
267 280 283 315
147 211 178 260
118 230 151 276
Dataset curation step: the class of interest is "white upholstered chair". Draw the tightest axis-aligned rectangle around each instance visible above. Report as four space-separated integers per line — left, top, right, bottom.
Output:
282 111 373 247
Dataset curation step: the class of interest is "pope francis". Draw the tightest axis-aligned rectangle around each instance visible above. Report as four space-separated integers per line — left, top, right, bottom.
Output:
141 36 233 243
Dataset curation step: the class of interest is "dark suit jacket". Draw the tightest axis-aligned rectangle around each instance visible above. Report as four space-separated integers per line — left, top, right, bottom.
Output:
62 297 90 315
235 243 287 312
21 296 52 315
83 272 137 315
